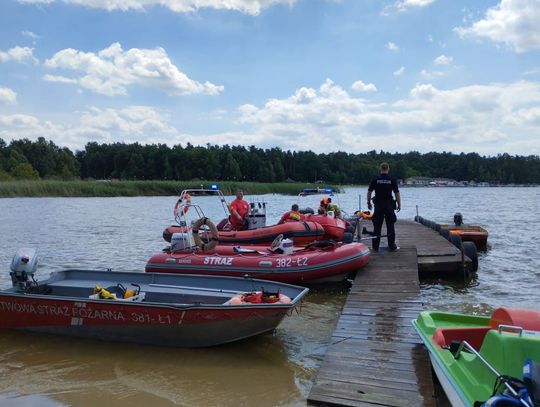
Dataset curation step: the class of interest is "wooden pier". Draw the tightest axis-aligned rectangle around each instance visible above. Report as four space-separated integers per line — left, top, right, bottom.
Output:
307 220 464 407
395 220 468 276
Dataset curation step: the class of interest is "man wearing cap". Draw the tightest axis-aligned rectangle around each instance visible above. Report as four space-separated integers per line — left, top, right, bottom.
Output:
367 163 401 252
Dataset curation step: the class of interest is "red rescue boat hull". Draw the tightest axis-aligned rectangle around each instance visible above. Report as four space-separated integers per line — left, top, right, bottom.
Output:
305 214 347 240
145 243 370 284
163 221 325 245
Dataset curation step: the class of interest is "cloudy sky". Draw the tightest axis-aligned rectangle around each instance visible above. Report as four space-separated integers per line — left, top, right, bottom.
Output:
1 0 540 155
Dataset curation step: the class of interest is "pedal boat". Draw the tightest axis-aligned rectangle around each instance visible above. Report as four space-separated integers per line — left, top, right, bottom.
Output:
2 250 308 347
413 307 540 406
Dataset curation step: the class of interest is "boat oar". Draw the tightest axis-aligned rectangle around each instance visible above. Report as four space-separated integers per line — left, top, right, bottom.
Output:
358 234 388 241
149 283 240 295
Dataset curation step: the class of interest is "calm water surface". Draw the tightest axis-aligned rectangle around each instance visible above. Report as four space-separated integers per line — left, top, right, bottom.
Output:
0 186 538 406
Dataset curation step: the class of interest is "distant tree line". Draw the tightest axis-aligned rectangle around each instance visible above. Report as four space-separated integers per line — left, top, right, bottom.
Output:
1 137 539 184
0 137 79 180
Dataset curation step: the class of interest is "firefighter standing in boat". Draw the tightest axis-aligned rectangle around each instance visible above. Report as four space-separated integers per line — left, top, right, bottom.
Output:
228 190 250 230
367 162 401 252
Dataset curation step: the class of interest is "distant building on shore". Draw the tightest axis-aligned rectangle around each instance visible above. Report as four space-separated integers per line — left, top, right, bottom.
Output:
405 176 462 186
405 176 431 186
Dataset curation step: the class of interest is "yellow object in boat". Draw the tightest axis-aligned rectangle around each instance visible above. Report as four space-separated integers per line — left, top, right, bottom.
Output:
124 290 136 299
94 285 116 299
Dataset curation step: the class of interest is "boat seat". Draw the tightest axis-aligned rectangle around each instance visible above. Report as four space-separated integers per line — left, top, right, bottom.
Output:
432 326 491 351
89 292 146 302
433 308 540 351
490 307 540 331
476 329 540 380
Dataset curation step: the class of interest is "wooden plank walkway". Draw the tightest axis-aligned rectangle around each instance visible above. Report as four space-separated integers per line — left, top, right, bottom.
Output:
394 220 467 276
307 248 436 407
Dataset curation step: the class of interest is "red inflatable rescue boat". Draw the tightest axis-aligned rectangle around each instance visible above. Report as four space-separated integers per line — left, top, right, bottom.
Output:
145 242 370 284
163 221 325 246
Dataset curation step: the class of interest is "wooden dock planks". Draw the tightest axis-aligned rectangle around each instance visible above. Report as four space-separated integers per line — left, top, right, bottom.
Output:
307 248 436 407
394 220 467 276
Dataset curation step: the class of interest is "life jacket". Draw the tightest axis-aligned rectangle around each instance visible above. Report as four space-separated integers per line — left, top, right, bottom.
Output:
356 210 373 219
286 211 304 222
94 285 116 299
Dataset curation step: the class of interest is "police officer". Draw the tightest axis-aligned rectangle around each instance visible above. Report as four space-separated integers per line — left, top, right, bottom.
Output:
367 162 401 252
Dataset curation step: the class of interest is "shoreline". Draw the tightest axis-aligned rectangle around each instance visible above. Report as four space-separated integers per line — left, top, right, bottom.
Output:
1 180 536 198
0 180 341 198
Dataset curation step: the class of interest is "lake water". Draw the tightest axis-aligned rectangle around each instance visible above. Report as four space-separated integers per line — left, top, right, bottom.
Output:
0 186 538 406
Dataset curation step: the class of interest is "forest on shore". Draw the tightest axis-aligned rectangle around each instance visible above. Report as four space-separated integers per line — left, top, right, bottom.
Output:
1 137 539 185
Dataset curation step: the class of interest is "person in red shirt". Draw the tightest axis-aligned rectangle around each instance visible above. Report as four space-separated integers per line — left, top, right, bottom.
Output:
228 190 250 230
278 204 305 224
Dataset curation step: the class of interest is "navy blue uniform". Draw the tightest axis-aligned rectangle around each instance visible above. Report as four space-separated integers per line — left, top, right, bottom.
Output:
368 174 399 251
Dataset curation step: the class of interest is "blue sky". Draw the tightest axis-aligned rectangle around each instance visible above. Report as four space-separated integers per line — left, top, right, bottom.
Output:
1 0 540 155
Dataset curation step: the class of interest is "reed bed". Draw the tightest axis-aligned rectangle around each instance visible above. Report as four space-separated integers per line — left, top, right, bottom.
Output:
0 180 339 198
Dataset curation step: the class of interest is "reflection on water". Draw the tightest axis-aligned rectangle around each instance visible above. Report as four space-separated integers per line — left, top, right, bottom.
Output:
0 330 301 407
0 187 538 405
0 290 344 407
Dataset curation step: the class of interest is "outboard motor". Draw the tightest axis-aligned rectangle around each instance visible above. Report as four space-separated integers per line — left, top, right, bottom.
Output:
10 248 38 291
170 232 193 252
246 201 266 230
453 212 463 226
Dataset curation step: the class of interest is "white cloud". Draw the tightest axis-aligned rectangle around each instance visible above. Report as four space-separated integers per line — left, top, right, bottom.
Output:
0 46 38 64
78 106 177 136
21 30 39 40
42 74 78 84
386 42 399 51
44 42 223 96
524 67 540 76
421 56 454 78
434 54 453 65
0 105 178 150
232 79 540 154
3 80 540 155
0 87 17 105
455 0 540 53
17 0 295 15
351 80 377 92
504 106 540 126
0 104 257 151
383 0 434 14
394 66 405 76
397 0 434 9
420 69 445 78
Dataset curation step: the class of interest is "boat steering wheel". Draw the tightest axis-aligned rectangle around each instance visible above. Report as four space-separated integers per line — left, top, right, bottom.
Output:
271 234 284 250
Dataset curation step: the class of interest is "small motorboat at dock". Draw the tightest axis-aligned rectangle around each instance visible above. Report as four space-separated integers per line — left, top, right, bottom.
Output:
0 249 308 347
439 212 489 250
440 224 489 249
